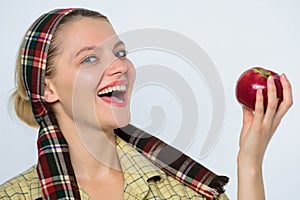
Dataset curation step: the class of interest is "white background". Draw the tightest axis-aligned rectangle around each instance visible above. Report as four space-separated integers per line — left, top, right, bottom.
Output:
1 0 299 199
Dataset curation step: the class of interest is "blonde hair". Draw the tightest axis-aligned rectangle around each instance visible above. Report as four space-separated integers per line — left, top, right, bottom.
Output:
11 9 108 128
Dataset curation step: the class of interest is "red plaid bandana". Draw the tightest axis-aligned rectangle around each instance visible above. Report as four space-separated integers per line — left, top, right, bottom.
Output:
115 125 229 200
21 8 228 200
22 8 80 199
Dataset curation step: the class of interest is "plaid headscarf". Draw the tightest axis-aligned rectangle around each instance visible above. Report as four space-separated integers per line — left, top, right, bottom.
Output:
21 8 228 200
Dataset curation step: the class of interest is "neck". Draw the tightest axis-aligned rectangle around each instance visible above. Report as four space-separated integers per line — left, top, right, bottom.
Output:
54 111 122 181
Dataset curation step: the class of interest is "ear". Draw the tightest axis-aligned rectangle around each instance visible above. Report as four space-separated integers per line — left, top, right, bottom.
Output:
44 79 59 103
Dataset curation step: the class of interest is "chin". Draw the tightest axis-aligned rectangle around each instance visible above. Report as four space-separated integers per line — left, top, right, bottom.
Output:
96 108 131 131
112 110 131 128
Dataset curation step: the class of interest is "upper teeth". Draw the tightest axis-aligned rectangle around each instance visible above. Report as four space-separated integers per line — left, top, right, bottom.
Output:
98 85 127 95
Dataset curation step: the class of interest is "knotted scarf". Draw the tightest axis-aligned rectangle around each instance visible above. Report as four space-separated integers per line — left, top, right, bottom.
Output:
21 8 228 200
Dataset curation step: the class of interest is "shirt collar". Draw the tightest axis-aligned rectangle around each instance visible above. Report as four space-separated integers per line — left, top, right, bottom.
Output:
30 136 166 200
116 136 166 198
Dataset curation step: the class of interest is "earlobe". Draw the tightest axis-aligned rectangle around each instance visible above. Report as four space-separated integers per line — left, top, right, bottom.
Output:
44 79 59 103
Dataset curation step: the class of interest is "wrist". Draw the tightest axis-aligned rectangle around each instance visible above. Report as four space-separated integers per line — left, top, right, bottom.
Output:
238 162 262 175
237 155 263 178
237 162 265 200
237 150 264 169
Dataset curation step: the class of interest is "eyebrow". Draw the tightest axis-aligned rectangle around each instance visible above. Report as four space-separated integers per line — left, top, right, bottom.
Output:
74 40 125 58
114 40 125 49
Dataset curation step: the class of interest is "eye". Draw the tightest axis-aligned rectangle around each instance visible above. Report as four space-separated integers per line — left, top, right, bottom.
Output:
115 50 127 58
81 55 98 64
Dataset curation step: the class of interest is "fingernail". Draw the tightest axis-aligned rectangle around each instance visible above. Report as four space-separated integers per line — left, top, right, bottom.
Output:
257 88 262 94
268 76 274 84
281 73 287 80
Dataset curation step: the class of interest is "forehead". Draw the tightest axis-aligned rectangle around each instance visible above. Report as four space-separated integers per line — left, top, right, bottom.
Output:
60 18 119 52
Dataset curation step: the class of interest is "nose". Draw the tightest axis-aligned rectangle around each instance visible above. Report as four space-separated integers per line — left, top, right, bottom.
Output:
106 57 128 78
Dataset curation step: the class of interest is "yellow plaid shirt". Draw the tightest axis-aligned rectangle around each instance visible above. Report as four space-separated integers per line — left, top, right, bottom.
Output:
0 136 229 199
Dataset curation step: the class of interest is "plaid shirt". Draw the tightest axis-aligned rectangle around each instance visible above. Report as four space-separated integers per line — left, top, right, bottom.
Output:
0 136 229 200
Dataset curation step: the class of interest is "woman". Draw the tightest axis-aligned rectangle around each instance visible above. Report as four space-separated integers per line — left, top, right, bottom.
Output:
0 8 293 200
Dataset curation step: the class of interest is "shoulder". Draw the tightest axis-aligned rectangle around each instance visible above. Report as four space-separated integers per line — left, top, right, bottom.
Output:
0 165 40 200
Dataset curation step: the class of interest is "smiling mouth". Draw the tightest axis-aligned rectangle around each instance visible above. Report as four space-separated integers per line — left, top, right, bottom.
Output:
97 81 127 106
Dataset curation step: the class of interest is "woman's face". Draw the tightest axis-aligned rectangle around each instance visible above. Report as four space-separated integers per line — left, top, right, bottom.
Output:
46 17 135 132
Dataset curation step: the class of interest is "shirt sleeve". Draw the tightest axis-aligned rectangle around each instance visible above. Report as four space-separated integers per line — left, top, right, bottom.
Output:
0 166 38 200
0 177 29 200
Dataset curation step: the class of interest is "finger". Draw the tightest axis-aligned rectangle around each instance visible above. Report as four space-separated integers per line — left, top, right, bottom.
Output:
241 107 253 134
242 105 253 119
252 88 264 129
239 106 253 147
273 73 293 124
263 76 278 126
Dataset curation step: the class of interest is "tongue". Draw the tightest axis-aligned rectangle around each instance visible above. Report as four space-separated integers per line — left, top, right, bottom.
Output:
111 96 123 103
114 91 124 101
99 91 124 103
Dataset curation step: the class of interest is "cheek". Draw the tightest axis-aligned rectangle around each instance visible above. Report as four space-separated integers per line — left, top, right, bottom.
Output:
126 60 136 83
56 65 103 100
53 71 77 115
52 64 86 115
54 71 75 97
74 66 107 94
72 67 107 124
126 59 135 71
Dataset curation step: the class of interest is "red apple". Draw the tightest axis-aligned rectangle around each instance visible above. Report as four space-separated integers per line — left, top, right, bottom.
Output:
235 67 283 111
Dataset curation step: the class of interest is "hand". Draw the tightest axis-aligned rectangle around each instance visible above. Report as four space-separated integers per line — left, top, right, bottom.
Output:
237 74 293 200
238 73 293 167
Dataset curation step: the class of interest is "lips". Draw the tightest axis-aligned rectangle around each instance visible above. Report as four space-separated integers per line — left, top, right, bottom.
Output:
97 79 128 107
